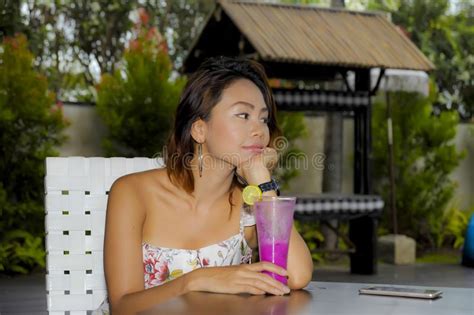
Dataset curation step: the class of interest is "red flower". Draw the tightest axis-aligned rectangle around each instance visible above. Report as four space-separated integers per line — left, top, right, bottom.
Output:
129 39 142 52
159 41 169 54
146 27 158 40
144 258 156 274
156 262 169 282
138 8 149 26
202 258 210 266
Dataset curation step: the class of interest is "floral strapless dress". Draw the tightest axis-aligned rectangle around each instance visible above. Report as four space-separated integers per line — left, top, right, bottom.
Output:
94 206 255 314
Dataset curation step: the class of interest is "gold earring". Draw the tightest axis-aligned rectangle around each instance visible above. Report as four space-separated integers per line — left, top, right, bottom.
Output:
198 143 203 178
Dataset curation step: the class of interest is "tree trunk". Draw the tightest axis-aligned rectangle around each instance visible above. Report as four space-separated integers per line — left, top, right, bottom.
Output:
321 111 343 251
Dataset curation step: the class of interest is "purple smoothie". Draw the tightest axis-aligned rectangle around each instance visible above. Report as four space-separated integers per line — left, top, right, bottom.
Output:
259 241 290 285
254 196 296 286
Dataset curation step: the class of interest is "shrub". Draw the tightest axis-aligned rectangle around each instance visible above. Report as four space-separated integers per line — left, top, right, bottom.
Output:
96 17 185 157
0 34 68 274
437 205 474 249
372 89 465 250
274 111 309 189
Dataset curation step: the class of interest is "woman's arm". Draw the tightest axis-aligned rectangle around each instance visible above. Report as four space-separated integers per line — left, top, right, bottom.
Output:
110 263 288 314
257 191 313 290
105 175 195 314
237 147 314 290
104 175 289 314
104 174 153 313
286 224 314 289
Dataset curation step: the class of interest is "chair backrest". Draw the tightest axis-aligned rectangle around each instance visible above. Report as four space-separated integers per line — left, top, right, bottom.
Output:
45 157 164 314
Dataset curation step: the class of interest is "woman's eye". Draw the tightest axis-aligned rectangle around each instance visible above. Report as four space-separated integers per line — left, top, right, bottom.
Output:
237 113 250 119
236 113 269 124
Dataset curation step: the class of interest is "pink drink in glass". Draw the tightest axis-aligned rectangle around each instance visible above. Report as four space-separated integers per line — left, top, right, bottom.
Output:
254 196 296 285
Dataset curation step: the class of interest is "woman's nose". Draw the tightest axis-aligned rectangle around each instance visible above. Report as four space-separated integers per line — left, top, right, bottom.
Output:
250 119 265 137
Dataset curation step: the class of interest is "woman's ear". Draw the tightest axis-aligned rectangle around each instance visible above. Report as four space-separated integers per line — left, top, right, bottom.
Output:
190 119 207 143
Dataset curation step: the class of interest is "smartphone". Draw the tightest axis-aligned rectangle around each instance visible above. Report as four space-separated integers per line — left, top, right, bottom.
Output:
359 286 443 299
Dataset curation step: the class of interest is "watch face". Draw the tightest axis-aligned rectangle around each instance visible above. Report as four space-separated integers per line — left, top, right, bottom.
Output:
242 185 262 205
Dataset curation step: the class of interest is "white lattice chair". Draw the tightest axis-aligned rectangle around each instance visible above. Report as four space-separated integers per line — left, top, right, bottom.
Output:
45 157 164 314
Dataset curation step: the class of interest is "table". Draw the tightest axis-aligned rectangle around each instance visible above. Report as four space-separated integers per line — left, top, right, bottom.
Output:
139 281 474 315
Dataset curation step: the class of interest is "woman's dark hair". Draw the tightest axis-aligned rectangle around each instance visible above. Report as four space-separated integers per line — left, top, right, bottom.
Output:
165 56 282 205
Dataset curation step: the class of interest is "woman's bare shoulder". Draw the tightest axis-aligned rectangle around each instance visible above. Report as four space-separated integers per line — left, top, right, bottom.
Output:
111 167 168 191
107 168 169 214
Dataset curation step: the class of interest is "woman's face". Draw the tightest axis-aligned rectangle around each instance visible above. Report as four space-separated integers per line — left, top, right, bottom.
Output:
204 78 271 168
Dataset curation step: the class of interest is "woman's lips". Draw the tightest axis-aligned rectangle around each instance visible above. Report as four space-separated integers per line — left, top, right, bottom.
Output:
242 146 264 153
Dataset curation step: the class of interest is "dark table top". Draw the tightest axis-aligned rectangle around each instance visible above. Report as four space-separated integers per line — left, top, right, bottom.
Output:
139 281 474 315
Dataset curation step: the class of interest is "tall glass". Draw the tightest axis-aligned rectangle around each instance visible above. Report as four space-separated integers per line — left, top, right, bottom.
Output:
254 196 296 285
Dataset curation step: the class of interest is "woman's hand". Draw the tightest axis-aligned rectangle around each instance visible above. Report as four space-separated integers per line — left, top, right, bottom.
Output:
185 262 290 296
236 147 279 185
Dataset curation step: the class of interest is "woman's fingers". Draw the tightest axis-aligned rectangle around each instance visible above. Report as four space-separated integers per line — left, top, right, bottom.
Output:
247 261 288 276
238 284 266 295
196 264 289 296
262 147 279 170
250 147 277 170
240 276 288 296
255 272 290 294
237 146 278 182
240 263 290 295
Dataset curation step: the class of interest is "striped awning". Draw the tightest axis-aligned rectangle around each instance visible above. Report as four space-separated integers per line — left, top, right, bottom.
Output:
273 88 370 111
185 1 434 72
293 194 384 220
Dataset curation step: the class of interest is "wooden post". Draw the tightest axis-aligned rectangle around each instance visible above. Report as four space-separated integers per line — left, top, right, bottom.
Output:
386 91 398 235
350 69 377 274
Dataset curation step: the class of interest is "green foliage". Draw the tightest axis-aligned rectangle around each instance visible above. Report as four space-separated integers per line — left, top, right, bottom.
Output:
274 112 309 189
416 251 460 264
96 19 185 157
140 0 216 70
366 0 474 118
1 1 215 101
436 206 474 249
0 1 22 38
372 90 465 249
0 230 45 274
0 34 68 274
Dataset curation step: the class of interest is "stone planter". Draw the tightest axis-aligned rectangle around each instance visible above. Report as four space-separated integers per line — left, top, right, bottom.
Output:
378 234 416 265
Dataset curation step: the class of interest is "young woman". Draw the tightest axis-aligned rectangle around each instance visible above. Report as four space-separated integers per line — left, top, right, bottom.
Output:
102 56 313 314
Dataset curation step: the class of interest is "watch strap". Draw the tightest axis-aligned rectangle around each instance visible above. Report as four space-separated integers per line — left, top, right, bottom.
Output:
258 178 280 196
